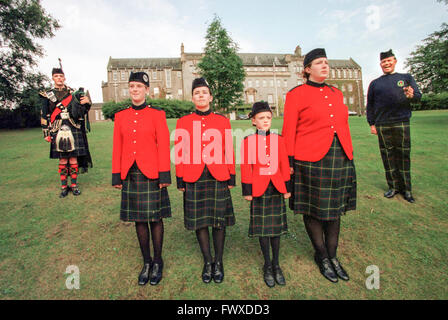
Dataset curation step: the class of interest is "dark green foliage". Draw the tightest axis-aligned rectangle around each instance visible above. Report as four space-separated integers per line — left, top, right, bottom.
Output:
197 16 245 113
405 23 448 94
412 92 448 111
102 98 195 120
0 0 60 105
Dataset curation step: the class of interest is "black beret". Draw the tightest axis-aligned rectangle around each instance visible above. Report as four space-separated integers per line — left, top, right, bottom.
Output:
249 101 272 118
129 71 150 87
192 77 210 93
303 48 327 67
52 68 64 75
380 49 395 61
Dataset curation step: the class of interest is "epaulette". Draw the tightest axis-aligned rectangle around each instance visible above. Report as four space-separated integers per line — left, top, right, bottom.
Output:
288 84 304 93
149 105 162 111
114 106 131 115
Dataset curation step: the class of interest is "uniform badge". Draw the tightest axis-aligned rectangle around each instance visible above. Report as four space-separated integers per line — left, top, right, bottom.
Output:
47 91 57 102
143 74 149 83
397 80 405 87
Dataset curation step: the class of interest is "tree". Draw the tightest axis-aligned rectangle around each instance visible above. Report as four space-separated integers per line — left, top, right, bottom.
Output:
197 16 245 113
405 23 448 94
0 0 60 107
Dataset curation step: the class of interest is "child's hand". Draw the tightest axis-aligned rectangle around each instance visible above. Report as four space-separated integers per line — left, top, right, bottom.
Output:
283 192 291 199
244 195 253 201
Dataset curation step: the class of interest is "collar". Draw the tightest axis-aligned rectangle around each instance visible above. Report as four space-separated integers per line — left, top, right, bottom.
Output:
256 129 271 136
132 102 146 110
306 80 326 88
195 109 212 116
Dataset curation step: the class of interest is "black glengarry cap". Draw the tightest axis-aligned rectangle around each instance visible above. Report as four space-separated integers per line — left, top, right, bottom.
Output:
129 71 150 87
192 77 210 93
303 48 327 67
380 49 395 61
248 101 272 118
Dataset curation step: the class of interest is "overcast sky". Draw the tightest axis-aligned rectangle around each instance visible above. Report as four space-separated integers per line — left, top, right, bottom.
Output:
37 0 447 103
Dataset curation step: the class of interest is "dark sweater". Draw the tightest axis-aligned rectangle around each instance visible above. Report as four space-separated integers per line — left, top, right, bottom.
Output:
366 73 421 126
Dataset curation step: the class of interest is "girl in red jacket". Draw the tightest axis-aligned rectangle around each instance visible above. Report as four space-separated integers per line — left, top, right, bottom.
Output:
175 78 236 284
112 72 171 286
282 48 357 283
241 102 291 288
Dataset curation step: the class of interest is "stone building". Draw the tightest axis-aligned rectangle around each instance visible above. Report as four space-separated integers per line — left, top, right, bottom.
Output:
102 44 365 115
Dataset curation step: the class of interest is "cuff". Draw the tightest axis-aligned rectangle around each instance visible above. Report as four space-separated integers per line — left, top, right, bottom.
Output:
159 171 171 184
176 176 186 189
285 180 292 193
288 156 294 168
242 183 252 196
228 174 236 186
112 173 122 186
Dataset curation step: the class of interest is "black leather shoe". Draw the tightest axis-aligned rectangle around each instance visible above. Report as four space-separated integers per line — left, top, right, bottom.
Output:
263 265 275 288
213 262 224 283
314 254 338 283
384 189 398 198
202 262 213 283
149 262 163 285
59 187 70 198
138 263 152 286
272 264 286 286
71 186 81 196
330 257 349 281
403 191 415 203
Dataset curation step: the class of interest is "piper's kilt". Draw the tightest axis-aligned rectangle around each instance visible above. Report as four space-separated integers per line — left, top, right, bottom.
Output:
50 121 88 159
183 166 235 231
290 135 357 221
249 182 287 237
120 163 171 222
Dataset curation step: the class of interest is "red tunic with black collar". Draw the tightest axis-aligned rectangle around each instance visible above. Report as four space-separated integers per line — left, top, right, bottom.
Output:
240 131 291 197
112 104 171 185
175 110 236 187
281 81 354 164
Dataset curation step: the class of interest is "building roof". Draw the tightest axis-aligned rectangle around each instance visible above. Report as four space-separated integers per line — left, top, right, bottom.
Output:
238 53 288 66
107 57 182 70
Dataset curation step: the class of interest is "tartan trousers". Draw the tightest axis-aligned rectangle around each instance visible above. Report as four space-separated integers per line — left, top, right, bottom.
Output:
376 121 412 192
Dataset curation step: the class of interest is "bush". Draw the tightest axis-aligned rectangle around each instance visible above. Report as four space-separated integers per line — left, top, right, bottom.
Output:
102 98 195 121
412 92 448 111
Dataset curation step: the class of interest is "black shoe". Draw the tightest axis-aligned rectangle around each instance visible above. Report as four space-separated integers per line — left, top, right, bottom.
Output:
59 187 70 198
330 257 349 281
138 263 152 286
384 189 399 198
272 264 286 286
71 186 81 196
314 254 338 283
149 262 163 285
403 191 415 203
263 265 275 288
202 262 213 283
213 261 224 283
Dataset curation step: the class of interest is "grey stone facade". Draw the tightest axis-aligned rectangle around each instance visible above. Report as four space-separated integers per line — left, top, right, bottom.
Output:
102 44 365 115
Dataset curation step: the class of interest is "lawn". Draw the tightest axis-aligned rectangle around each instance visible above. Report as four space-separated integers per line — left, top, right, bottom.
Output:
0 110 447 300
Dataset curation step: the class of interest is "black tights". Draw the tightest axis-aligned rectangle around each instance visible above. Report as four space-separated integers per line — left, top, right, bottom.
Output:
135 221 164 264
259 236 281 267
195 227 226 264
303 215 340 259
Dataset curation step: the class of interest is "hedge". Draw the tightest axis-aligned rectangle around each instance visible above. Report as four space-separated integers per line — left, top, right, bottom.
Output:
412 92 448 111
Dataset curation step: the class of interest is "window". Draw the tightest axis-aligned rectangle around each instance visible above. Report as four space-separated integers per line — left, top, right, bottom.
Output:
349 97 354 105
255 80 260 87
122 88 127 97
342 85 346 92
343 70 347 78
343 97 347 104
248 94 254 103
270 80 274 87
95 110 99 121
254 68 258 72
100 111 104 121
154 87 159 96
261 67 265 72
331 70 335 79
284 79 288 87
348 84 353 92
337 70 341 78
177 71 181 78
268 95 274 104
165 69 171 88
262 80 267 88
166 94 173 100
178 89 183 97
354 70 359 79
121 71 126 81
349 70 353 79
113 71 117 81
248 80 253 87
277 80 281 87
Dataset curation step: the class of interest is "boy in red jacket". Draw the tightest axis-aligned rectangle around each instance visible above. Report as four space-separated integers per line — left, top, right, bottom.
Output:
240 101 291 288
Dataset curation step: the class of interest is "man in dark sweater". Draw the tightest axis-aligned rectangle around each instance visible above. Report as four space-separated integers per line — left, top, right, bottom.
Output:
366 49 421 203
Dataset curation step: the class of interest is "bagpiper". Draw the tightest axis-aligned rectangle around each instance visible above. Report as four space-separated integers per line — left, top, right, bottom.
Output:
40 64 92 197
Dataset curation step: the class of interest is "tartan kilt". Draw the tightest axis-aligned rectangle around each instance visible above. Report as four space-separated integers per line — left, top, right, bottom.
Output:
50 121 88 159
249 182 287 237
183 166 235 231
120 163 171 222
289 135 357 221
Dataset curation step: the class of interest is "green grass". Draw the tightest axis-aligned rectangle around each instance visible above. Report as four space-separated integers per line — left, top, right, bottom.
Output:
0 110 447 300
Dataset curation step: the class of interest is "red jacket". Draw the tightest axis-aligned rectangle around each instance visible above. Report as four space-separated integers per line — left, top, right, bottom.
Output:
175 110 235 186
240 132 291 197
112 105 171 185
281 81 354 164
